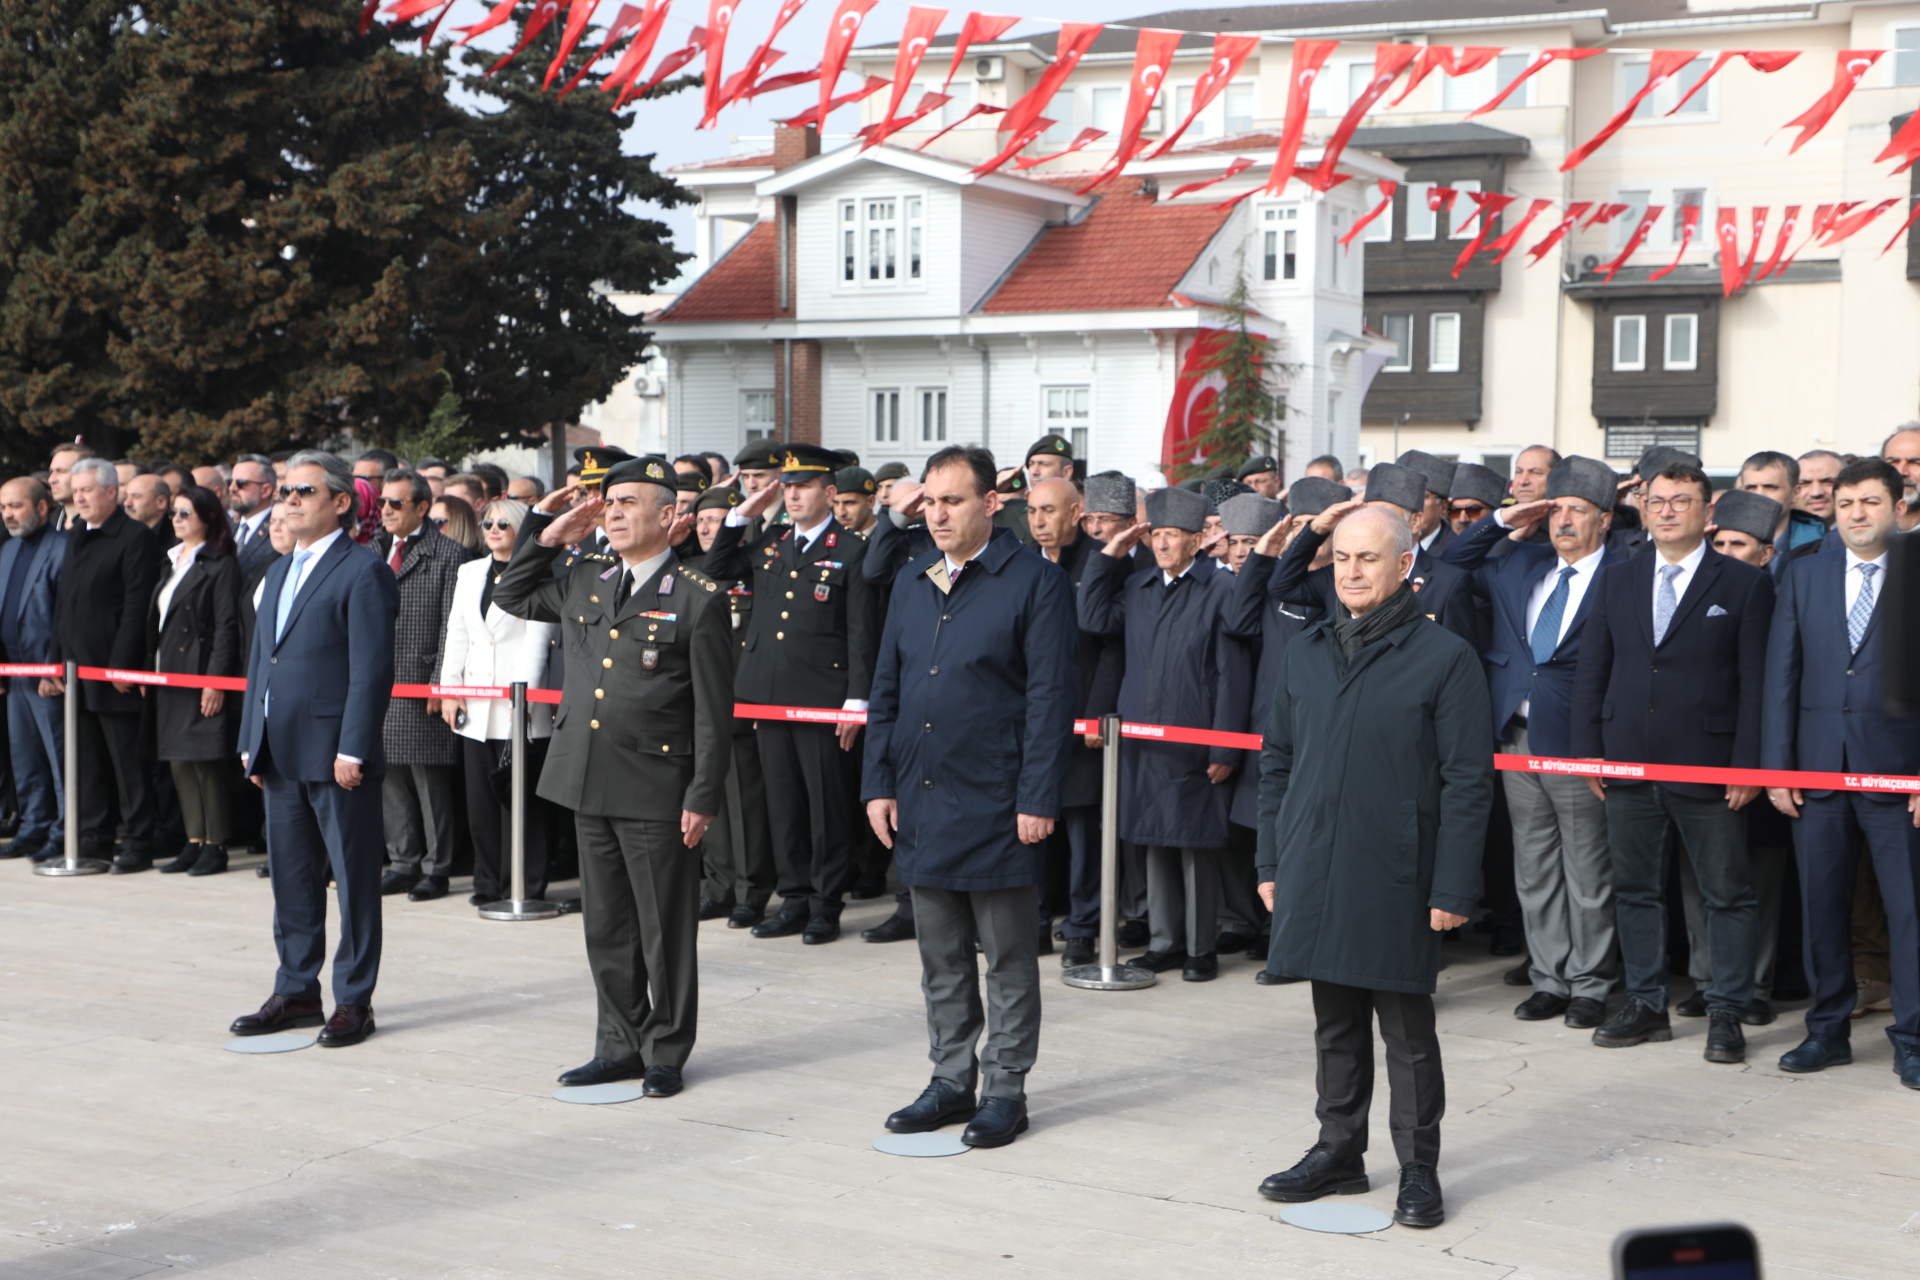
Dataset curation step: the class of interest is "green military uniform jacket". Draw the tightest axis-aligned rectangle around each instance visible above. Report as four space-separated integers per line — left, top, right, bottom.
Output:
493 513 733 822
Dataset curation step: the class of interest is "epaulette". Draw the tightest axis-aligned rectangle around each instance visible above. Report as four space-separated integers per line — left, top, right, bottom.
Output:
677 563 720 593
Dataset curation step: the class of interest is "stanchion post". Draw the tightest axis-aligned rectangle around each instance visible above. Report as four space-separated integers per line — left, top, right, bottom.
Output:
37 661 109 876
480 682 559 920
1062 712 1154 990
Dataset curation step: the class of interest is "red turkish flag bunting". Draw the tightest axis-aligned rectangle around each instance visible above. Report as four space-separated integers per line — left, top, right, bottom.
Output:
1562 50 1698 171
1665 50 1798 116
1451 192 1514 276
730 0 810 108
614 26 706 109
1739 207 1769 283
1782 50 1883 153
749 67 822 97
971 116 1056 176
1339 180 1398 249
781 73 887 127
1881 201 1920 255
1648 204 1702 282
1774 202 1836 275
1875 107 1920 172
1076 28 1183 193
1262 39 1339 194
488 0 564 77
697 0 742 125
1582 202 1630 229
1013 127 1106 169
386 0 447 20
1169 156 1256 201
1526 203 1591 264
917 102 1003 150
869 6 949 149
1428 185 1460 214
557 2 647 98
817 0 880 126
1753 205 1799 280
1390 46 1501 107
857 91 948 138
1468 48 1600 117
1714 207 1745 296
597 1 671 96
457 0 518 43
1822 197 1901 245
544 0 604 90
1488 197 1553 262
941 12 1018 92
1310 43 1419 191
1148 33 1260 158
1600 204 1663 281
999 23 1103 143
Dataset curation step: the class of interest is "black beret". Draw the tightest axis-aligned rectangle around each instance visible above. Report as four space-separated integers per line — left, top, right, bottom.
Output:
873 461 911 482
693 484 744 513
733 441 785 471
675 468 709 493
835 466 876 495
1026 434 1074 463
602 455 676 493
1237 455 1280 481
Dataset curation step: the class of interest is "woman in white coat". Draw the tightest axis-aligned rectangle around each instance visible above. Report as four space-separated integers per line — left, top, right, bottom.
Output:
437 499 560 905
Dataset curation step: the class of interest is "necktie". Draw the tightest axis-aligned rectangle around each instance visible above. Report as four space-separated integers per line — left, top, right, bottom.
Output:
1653 563 1682 646
275 549 312 644
1849 563 1879 651
389 536 405 574
1530 565 1576 664
614 566 632 612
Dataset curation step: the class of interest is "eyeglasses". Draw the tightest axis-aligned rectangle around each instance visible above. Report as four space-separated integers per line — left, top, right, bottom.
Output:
229 477 265 488
277 483 320 499
378 497 415 510
1449 503 1489 518
480 519 515 531
1643 495 1700 513
169 509 193 520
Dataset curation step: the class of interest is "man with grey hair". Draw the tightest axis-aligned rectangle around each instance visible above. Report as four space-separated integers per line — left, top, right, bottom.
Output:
1882 423 1920 531
51 457 162 870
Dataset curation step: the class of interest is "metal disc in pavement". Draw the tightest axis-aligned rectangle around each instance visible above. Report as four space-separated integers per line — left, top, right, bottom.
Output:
553 1084 646 1105
224 1034 314 1054
1279 1203 1394 1234
872 1132 970 1157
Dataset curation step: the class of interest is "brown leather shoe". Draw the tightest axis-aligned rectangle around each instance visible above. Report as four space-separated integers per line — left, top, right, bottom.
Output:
317 1004 376 1047
229 994 324 1036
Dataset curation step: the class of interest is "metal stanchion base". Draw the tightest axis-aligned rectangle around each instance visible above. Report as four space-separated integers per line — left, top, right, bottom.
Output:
34 859 112 877
478 898 563 921
1061 963 1158 991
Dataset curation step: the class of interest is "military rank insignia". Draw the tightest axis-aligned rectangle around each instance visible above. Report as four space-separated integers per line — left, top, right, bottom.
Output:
641 648 660 669
658 572 675 595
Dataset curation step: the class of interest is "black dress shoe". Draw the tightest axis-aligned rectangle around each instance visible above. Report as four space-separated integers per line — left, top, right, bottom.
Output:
1488 932 1527 957
751 908 808 938
1061 936 1096 966
1036 925 1053 956
885 1080 976 1133
1116 919 1150 949
642 1064 683 1098
1182 953 1219 982
0 837 46 861
1502 960 1534 986
557 1057 644 1086
1394 1162 1445 1228
30 844 64 864
255 863 272 878
407 876 449 902
1704 1009 1746 1064
1778 1035 1851 1074
556 898 583 915
1740 998 1776 1026
1514 991 1570 1021
316 1004 375 1047
469 893 488 906
960 1096 1028 1148
158 845 204 874
727 905 764 929
1675 991 1709 1018
1215 931 1252 955
1246 935 1269 961
1127 949 1188 973
1894 1044 1920 1090
698 898 729 921
1592 997 1671 1048
109 853 152 875
801 915 840 945
1257 1143 1368 1202
1564 997 1607 1028
847 874 888 900
187 845 227 877
862 914 916 943
1255 970 1304 986
230 994 325 1036
380 870 420 896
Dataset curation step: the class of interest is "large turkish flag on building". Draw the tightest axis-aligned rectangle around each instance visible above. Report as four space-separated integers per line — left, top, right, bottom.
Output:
1162 328 1231 474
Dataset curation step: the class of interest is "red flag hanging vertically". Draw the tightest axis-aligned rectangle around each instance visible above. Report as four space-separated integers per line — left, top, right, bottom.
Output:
917 102 1004 149
1389 46 1501 107
1753 205 1799 280
731 0 811 104
1875 107 1920 172
1488 197 1553 262
1147 33 1260 157
997 23 1104 143
941 12 1018 91
599 1 673 96
613 25 706 109
1714 207 1745 296
1599 205 1663 281
1781 50 1883 153
698 0 741 125
544 0 604 90
1452 192 1515 277
1774 202 1836 275
1738 207 1768 283
1339 179 1399 249
1648 204 1702 281
1076 27 1182 192
1526 203 1592 264
1467 48 1601 117
869 6 949 148
817 0 880 125
1562 50 1698 171
1821 197 1901 245
559 1 647 97
488 0 564 77
1881 201 1920 255
781 73 888 127
1261 39 1339 194
457 0 519 43
1169 156 1256 201
360 0 382 34
1665 50 1798 116
1310 42 1419 190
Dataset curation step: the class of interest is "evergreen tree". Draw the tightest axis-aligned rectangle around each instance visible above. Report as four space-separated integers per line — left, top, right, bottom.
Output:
1169 268 1290 484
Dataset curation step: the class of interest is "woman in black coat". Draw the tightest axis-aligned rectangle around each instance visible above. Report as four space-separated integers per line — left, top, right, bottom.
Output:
150 485 243 877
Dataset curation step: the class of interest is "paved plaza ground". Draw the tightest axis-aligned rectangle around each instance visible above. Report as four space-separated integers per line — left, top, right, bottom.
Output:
2 856 1916 1279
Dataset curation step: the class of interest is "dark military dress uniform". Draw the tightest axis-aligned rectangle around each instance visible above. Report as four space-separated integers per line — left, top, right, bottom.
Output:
493 471 733 1075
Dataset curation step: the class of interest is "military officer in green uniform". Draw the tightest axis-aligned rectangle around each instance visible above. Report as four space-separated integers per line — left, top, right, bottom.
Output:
493 456 733 1099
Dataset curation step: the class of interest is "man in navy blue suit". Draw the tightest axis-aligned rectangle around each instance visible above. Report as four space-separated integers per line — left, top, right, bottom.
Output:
1572 459 1774 1065
1763 458 1920 1087
230 451 398 1048
0 478 66 862
1444 456 1621 1030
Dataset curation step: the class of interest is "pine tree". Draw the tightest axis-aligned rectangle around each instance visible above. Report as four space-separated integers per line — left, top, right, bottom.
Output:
1169 268 1290 484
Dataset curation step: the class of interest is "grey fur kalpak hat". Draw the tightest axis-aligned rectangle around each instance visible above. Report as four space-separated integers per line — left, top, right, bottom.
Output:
1220 492 1286 537
1083 471 1136 517
1547 457 1620 511
1449 462 1507 509
1144 485 1208 532
1203 478 1251 514
1364 462 1427 515
1287 476 1352 517
1396 449 1457 498
1712 488 1784 543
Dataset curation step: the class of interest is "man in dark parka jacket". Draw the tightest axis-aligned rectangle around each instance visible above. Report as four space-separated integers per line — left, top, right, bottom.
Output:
1255 506 1493 1231
863 446 1077 1150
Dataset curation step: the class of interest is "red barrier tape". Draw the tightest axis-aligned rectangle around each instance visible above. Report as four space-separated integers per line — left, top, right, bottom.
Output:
65 666 564 705
0 663 60 678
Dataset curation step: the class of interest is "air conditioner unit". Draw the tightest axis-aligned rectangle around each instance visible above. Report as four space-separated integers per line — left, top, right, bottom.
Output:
974 56 1005 81
1142 107 1163 135
634 375 665 397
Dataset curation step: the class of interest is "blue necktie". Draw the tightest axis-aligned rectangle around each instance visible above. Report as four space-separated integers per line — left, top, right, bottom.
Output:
1848 563 1879 652
275 548 312 644
1530 565 1576 665
1653 563 1682 646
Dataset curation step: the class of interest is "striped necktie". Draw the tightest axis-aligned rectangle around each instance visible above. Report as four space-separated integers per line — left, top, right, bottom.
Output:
1530 566 1576 665
1653 563 1681 646
1848 563 1879 652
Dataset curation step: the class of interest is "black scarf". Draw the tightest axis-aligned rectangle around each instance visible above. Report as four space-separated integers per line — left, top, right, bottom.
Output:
1331 580 1421 662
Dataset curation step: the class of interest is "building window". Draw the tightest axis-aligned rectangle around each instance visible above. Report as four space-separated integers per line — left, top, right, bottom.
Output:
1428 313 1461 372
1671 188 1706 244
1613 189 1652 249
1613 315 1647 371
841 197 924 286
1040 91 1076 145
1619 54 1716 118
742 390 776 443
1363 195 1393 242
872 389 901 443
1173 79 1255 139
1091 85 1124 135
1604 420 1703 460
1379 313 1413 371
1442 50 1536 111
1044 385 1091 457
1447 179 1482 240
1405 182 1436 241
1664 313 1698 370
1897 27 1920 86
1261 206 1298 281
918 387 948 444
1224 81 1255 133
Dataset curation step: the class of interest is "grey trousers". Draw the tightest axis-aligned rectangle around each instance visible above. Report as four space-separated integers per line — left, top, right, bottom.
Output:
171 759 232 844
382 763 457 877
1680 841 1788 1000
1506 725 1616 1001
577 813 700 1069
911 884 1042 1100
1145 845 1221 956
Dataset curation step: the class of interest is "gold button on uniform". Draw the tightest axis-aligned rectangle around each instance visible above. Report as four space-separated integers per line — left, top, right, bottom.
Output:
661 744 670 753
602 658 613 668
609 628 619 639
594 689 605 699
790 570 798 579
776 631 785 640
590 719 601 729
785 591 794 599
780 611 789 619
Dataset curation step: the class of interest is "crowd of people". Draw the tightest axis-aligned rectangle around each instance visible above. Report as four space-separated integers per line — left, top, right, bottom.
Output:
4 422 1918 1225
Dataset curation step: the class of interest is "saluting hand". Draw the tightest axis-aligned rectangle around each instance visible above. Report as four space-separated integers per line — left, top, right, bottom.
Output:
738 480 784 521
889 480 926 520
1101 520 1149 557
537 491 604 548
1310 498 1364 537
1252 515 1291 558
535 483 580 515
1501 498 1552 538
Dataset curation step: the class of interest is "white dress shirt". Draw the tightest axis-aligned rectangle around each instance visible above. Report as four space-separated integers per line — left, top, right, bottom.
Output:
617 548 675 604
155 542 202 631
1518 546 1603 718
1844 548 1889 617
234 507 271 548
1650 538 1707 617
1161 560 1196 587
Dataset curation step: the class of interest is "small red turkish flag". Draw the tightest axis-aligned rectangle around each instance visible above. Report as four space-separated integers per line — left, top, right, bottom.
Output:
817 0 880 127
1600 205 1664 281
1149 33 1260 158
999 23 1103 142
940 12 1018 92
1390 46 1501 107
1468 49 1600 116
1076 27 1182 192
1563 50 1698 171
1666 50 1798 116
1526 204 1591 264
1339 180 1398 250
1262 39 1339 194
869 6 949 149
1782 50 1882 153
1311 43 1419 191
1488 198 1553 262
1714 207 1744 296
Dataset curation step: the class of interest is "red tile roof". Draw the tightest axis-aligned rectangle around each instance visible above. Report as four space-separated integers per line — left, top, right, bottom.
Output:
979 178 1234 314
1176 133 1285 155
653 223 779 323
669 151 777 172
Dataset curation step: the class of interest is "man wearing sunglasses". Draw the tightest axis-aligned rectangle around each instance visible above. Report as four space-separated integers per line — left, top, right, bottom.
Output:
229 455 280 587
